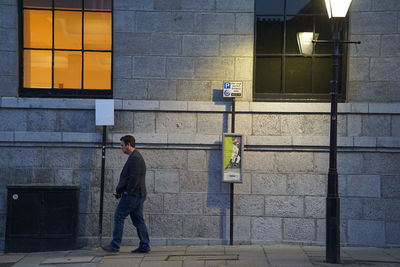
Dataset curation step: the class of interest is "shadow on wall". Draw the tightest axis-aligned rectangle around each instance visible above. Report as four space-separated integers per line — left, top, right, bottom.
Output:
206 105 230 244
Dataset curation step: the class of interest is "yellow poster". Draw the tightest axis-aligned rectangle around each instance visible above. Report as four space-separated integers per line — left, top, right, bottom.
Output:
222 134 243 183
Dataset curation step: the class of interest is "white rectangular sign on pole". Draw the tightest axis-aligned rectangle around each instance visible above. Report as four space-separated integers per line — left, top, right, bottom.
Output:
223 81 243 98
95 99 115 126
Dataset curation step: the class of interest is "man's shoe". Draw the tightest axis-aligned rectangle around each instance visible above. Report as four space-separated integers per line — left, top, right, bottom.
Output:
101 245 119 253
131 247 150 253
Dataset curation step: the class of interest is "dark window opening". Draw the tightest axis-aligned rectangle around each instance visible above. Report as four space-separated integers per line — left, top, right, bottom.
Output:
254 0 348 102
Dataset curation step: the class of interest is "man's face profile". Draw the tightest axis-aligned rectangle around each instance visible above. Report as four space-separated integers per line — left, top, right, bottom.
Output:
120 141 130 155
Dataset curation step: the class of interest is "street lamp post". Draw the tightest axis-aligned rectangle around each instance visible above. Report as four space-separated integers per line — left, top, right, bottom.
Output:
326 17 341 263
324 0 353 263
297 1 359 263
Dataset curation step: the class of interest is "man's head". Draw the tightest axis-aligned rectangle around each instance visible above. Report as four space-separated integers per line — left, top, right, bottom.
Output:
120 135 135 155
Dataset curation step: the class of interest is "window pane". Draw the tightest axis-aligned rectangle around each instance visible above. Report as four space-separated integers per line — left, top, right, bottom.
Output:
54 11 82 49
314 0 328 15
256 0 284 15
24 0 52 8
286 0 313 15
256 17 283 54
84 52 111 90
54 0 82 10
285 57 312 93
85 0 112 11
24 50 52 88
84 12 111 50
255 57 282 93
315 15 332 54
54 51 82 89
24 10 52 49
285 15 313 53
312 57 332 93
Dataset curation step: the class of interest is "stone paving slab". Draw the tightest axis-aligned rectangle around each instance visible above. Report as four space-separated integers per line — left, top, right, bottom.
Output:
264 245 313 267
2 245 400 267
182 260 205 267
384 248 400 260
151 246 187 252
97 257 142 267
343 247 400 263
225 259 269 267
0 254 24 263
167 254 238 261
41 256 94 265
139 261 183 267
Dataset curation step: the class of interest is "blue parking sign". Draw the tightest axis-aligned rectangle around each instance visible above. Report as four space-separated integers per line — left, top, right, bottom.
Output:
224 82 231 89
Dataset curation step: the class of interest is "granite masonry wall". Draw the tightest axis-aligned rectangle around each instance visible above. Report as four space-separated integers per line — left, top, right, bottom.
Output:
0 100 399 249
0 0 400 250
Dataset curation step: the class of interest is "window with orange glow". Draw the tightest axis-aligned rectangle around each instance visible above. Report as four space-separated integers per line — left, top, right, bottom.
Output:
21 0 112 97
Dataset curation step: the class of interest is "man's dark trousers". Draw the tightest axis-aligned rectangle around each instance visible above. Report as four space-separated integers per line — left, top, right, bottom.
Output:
110 194 150 251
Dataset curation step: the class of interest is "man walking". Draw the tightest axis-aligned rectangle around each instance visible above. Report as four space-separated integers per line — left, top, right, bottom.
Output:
102 135 150 253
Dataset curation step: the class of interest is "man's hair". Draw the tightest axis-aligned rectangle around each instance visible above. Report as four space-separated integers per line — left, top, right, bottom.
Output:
120 135 136 148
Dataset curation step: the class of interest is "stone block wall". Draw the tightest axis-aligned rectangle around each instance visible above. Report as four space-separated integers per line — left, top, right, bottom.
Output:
348 0 400 102
0 0 17 97
0 99 399 249
0 0 400 251
113 0 254 101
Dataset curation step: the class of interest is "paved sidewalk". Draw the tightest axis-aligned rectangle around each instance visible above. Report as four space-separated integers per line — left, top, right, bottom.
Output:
0 245 399 267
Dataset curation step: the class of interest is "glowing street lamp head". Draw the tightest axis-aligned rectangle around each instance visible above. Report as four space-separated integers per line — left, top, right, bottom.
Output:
297 32 319 56
324 0 352 18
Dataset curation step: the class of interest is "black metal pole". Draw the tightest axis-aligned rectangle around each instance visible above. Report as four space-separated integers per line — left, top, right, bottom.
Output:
99 125 106 245
326 19 341 264
229 98 236 245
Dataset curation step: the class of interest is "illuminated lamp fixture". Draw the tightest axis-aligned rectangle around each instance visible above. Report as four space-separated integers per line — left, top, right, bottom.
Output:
297 32 319 55
324 0 352 18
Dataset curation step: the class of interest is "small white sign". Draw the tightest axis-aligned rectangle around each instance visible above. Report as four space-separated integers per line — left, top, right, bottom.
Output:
223 81 243 98
95 99 114 126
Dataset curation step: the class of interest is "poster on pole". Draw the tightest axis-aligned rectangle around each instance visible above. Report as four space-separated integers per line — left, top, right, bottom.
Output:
222 133 243 183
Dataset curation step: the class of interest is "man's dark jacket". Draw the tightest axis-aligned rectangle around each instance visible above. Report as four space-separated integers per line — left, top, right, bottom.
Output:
116 150 146 197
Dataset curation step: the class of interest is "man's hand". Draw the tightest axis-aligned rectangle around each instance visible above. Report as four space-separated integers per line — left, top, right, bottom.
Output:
113 193 121 199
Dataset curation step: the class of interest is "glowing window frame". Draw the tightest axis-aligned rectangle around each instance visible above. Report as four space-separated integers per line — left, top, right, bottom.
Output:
19 0 113 98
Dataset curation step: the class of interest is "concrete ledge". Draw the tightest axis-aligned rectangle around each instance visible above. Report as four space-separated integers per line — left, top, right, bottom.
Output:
338 137 355 147
160 101 188 111
377 137 400 147
167 134 221 144
187 101 229 112
354 137 377 147
111 133 168 144
249 102 331 113
236 101 250 112
122 100 160 110
2 97 400 114
369 103 400 114
352 103 369 113
14 131 62 142
292 136 328 146
2 131 400 148
0 131 13 141
1 97 95 109
62 132 102 143
247 136 291 146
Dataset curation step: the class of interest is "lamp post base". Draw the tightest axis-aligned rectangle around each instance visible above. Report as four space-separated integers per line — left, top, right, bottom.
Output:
326 196 340 263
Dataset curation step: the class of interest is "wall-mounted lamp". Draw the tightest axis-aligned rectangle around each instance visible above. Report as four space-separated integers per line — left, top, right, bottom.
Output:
324 0 352 18
296 32 319 55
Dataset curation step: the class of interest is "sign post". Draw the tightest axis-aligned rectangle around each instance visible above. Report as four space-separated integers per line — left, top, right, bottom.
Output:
95 100 114 246
222 81 243 245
